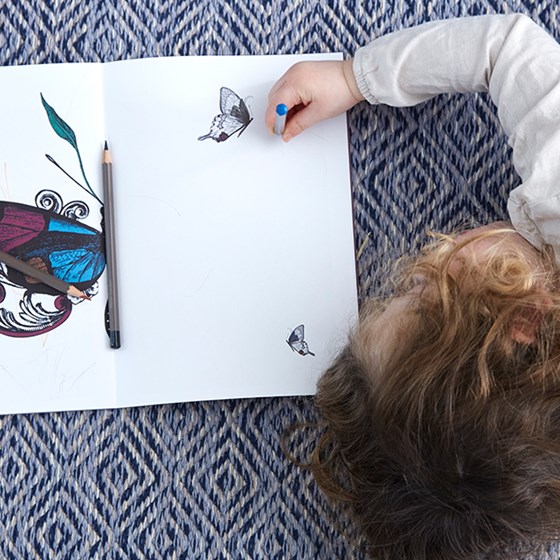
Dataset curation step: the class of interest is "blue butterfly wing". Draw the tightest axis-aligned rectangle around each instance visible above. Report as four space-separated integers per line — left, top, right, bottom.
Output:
47 215 106 284
50 248 106 284
0 201 105 292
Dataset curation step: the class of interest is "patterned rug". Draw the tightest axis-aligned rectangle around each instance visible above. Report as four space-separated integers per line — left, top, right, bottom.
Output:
1 1 559 558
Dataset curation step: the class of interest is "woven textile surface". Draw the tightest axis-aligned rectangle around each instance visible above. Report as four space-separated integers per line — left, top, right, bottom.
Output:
1 1 560 558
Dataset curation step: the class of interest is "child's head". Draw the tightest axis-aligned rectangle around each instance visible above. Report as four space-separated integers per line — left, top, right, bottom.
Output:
312 224 560 559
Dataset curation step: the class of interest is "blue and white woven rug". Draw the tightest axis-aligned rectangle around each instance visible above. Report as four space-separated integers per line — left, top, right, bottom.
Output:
1 1 559 558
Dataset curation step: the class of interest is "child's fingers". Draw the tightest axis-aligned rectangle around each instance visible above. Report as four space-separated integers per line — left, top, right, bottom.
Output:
281 103 324 142
265 79 303 133
266 62 317 132
265 60 360 139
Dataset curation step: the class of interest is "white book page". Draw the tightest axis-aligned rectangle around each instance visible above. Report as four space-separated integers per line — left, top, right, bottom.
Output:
0 63 117 414
101 54 358 407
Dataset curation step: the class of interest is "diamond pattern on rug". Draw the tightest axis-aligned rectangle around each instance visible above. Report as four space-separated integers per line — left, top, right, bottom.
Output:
0 1 559 558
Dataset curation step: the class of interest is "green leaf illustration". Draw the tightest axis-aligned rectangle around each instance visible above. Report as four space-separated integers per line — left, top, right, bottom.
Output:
41 93 78 150
40 93 101 204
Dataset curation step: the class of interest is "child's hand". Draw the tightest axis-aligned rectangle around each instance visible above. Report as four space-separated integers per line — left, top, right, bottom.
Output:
265 59 364 142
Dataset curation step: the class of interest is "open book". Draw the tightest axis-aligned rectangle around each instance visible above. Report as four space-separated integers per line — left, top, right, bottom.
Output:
0 54 358 414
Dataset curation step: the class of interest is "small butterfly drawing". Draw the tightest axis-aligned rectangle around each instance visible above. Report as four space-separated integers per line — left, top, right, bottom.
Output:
287 324 315 356
198 87 253 143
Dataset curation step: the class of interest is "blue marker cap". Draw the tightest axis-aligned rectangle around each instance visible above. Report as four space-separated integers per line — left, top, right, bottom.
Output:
274 103 289 135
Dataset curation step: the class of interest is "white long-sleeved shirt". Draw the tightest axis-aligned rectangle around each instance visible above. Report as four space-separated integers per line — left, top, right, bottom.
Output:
353 14 560 263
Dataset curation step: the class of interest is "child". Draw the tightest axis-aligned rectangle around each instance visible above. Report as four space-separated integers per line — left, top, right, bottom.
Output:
267 14 560 560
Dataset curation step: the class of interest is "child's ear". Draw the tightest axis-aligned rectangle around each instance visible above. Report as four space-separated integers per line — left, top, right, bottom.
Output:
511 297 552 344
511 310 541 344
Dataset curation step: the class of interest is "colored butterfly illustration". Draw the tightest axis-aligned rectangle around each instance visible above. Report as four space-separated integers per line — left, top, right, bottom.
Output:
0 200 105 295
0 94 105 337
198 87 253 143
287 324 315 356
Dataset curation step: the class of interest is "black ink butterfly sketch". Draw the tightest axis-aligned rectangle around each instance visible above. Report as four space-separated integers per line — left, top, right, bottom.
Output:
198 87 253 143
287 324 315 356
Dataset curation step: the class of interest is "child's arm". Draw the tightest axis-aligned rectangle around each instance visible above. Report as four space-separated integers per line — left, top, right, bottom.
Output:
266 14 560 262
352 14 560 259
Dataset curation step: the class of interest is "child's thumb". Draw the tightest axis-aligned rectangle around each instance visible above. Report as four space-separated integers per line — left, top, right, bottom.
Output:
282 105 323 142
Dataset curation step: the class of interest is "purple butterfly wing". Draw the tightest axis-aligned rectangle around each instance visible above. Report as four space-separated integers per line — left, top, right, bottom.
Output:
0 204 46 252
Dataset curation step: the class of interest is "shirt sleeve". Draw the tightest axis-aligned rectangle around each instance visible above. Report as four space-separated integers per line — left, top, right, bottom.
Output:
353 14 560 263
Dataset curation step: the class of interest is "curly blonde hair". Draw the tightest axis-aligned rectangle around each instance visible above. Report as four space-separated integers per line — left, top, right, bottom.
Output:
311 227 560 559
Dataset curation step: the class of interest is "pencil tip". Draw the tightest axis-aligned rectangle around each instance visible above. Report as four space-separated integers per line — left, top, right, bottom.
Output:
77 289 91 300
104 140 108 150
68 285 91 300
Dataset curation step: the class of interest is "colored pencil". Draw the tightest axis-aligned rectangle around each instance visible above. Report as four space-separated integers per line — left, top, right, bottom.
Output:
0 249 90 300
102 141 121 349
273 103 288 135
